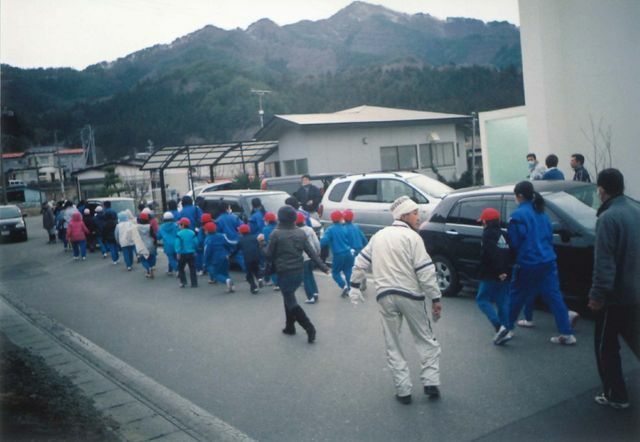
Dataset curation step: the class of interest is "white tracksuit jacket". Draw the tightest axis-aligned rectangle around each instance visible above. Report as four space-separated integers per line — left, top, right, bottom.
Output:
351 220 442 396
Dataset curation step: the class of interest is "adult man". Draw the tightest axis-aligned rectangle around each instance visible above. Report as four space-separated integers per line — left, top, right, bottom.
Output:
588 168 640 410
526 153 546 180
293 174 321 214
349 196 442 404
542 154 565 180
570 153 591 182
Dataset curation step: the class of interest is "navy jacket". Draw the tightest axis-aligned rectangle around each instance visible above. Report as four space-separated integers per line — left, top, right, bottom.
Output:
479 224 511 280
232 234 262 263
542 168 565 180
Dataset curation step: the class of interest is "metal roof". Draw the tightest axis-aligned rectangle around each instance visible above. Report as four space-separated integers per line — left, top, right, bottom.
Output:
139 141 279 171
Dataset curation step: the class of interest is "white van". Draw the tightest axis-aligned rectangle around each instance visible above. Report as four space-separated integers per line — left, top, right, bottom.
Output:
318 172 452 236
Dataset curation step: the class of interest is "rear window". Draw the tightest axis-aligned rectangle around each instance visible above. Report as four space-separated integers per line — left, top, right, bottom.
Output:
349 179 378 202
328 182 350 202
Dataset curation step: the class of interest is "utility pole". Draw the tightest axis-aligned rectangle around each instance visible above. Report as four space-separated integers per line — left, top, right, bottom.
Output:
250 89 271 128
471 112 477 186
81 125 97 165
0 141 7 204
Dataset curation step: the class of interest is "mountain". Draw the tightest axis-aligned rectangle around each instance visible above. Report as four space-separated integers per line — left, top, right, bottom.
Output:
1 2 523 158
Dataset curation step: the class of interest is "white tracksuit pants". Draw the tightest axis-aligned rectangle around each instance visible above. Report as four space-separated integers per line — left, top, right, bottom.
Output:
378 294 441 397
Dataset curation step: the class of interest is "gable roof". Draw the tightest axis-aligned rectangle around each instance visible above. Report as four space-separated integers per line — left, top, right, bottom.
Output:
254 105 470 140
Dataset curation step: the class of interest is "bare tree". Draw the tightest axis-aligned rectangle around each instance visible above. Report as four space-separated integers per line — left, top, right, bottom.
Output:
581 114 613 176
119 176 150 203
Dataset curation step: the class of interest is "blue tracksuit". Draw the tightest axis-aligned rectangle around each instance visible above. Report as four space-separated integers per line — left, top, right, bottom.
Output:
344 222 367 254
262 223 276 243
174 228 198 254
179 205 203 231
216 212 244 270
203 233 236 283
506 201 573 335
158 221 179 272
320 223 353 289
249 210 265 234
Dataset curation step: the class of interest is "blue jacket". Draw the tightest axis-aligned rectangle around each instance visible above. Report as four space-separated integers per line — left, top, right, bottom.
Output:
262 223 277 243
344 222 367 253
174 228 198 254
94 212 105 235
249 210 265 234
232 234 262 263
216 212 242 241
203 233 236 264
158 222 179 254
320 223 352 256
542 168 565 180
507 201 556 266
179 205 203 231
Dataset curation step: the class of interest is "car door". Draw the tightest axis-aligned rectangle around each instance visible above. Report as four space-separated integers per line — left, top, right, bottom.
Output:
346 178 389 236
444 196 502 281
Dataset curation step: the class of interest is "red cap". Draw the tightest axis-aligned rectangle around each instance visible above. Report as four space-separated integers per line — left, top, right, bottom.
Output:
178 217 191 227
238 224 250 234
343 209 354 222
264 212 277 223
477 208 500 222
139 212 149 221
203 222 216 233
330 210 343 223
201 213 212 223
296 212 306 225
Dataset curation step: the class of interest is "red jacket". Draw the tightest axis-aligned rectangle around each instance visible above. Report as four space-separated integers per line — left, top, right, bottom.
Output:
66 212 89 242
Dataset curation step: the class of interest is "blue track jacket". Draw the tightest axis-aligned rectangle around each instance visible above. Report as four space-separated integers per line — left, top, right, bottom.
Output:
507 201 556 267
174 228 198 254
203 233 236 264
344 222 367 253
320 223 352 256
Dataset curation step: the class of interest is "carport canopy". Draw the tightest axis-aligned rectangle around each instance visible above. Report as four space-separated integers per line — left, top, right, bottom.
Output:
139 140 278 211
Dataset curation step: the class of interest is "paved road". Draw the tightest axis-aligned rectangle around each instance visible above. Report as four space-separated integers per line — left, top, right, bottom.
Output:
1 217 639 441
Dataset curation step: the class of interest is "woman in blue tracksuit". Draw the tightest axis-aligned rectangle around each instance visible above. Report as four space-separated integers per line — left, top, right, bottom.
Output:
249 198 266 234
216 204 244 271
494 181 577 345
157 212 179 275
320 210 354 297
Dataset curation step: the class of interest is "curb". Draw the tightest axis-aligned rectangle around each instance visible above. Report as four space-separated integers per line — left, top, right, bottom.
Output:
0 293 254 442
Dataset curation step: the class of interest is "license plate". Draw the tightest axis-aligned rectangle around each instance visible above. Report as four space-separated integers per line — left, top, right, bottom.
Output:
1 231 9 236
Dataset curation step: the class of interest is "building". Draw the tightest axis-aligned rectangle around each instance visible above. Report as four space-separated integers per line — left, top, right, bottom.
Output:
72 159 151 200
480 0 639 197
254 105 472 182
2 146 85 185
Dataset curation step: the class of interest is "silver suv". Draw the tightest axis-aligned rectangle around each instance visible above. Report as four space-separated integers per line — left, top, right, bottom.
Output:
318 172 452 236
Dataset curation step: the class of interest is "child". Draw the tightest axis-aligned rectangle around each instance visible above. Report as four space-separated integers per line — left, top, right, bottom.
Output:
343 209 368 290
94 206 108 258
296 212 321 304
115 210 137 271
202 221 236 292
196 213 213 275
158 212 179 275
174 217 199 288
137 212 157 278
262 212 278 289
102 210 119 264
320 210 353 297
475 208 511 338
232 224 262 294
66 211 89 260
83 208 97 252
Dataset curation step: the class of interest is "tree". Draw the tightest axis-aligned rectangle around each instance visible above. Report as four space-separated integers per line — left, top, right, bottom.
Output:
581 114 613 176
103 166 122 196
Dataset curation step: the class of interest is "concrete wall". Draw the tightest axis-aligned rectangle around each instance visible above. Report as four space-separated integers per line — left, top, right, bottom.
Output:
269 123 467 181
479 106 529 185
519 0 640 197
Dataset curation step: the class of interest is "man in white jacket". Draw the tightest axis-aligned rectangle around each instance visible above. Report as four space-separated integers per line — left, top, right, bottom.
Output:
349 195 442 404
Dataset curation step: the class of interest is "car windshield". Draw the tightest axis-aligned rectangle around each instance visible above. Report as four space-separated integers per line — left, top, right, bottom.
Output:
0 207 21 219
546 191 597 232
254 194 290 213
562 185 601 211
406 175 453 199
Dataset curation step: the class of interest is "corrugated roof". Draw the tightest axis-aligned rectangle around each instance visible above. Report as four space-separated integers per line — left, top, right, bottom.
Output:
276 105 468 125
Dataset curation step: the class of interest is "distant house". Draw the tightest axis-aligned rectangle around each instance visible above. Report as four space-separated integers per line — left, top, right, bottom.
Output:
2 146 85 185
254 105 472 182
72 159 151 200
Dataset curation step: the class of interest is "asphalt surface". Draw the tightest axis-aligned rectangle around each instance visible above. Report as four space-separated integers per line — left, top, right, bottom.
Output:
1 217 639 441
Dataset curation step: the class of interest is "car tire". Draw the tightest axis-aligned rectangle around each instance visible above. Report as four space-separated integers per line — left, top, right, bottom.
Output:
432 255 460 297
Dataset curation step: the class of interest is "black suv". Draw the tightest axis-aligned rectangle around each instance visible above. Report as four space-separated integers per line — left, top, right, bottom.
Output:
419 181 599 311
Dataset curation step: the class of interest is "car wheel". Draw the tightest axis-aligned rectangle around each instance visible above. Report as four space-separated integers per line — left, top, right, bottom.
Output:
433 255 460 297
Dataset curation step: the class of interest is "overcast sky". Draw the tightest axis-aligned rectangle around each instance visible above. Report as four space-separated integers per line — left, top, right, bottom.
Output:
1 0 519 70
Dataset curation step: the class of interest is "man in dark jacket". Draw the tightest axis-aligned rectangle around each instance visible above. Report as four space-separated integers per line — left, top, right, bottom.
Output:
41 202 56 244
588 168 640 410
570 153 591 182
293 175 321 214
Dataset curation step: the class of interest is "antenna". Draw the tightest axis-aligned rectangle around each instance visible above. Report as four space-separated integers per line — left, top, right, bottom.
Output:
250 89 271 128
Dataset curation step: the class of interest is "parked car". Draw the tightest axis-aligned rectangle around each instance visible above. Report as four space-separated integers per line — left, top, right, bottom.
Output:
261 173 344 197
0 205 28 242
318 171 453 236
198 189 323 233
418 180 599 311
185 180 234 200
86 197 136 215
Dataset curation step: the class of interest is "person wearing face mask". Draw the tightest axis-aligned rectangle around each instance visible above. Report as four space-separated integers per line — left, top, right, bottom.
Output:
588 169 639 410
526 153 546 180
349 196 443 405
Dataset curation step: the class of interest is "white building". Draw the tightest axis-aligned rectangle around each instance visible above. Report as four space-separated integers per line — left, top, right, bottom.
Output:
517 0 639 197
255 105 472 182
72 160 151 200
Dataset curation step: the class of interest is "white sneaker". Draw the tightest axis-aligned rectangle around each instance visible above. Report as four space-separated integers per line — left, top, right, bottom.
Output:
517 319 535 328
226 278 235 293
594 393 630 409
73 257 79 261
568 310 580 328
550 334 577 345
304 297 316 304
112 260 119 265
197 270 204 276
258 278 264 288
102 253 107 258
82 257 86 261
493 326 514 345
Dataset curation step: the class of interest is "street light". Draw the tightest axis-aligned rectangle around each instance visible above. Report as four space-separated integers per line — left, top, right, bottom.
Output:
251 89 271 128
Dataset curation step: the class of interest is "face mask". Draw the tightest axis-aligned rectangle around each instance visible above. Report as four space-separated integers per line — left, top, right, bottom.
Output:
527 160 535 169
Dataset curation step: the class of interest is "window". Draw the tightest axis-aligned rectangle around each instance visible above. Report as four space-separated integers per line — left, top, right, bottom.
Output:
349 179 378 202
504 198 562 228
447 197 501 226
282 158 308 175
328 181 350 202
419 143 456 168
380 145 418 171
379 179 419 203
